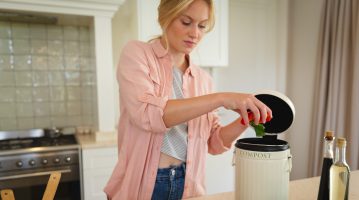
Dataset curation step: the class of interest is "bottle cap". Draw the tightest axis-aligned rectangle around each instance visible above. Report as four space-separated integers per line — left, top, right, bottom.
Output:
325 131 333 137
336 137 346 147
325 130 334 140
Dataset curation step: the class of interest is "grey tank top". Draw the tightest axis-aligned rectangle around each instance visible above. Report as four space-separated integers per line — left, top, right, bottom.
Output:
160 67 188 162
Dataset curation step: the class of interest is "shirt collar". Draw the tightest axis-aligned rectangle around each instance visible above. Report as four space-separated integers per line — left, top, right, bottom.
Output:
184 54 198 77
150 38 168 58
150 39 198 77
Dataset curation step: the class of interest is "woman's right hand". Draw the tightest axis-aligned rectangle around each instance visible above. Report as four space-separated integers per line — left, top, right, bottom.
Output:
220 93 272 126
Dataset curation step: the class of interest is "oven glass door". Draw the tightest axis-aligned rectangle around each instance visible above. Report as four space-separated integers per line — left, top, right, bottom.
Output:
0 166 80 200
11 180 80 200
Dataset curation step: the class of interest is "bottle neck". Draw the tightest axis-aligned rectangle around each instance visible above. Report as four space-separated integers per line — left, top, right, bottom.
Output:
323 139 334 158
335 145 347 164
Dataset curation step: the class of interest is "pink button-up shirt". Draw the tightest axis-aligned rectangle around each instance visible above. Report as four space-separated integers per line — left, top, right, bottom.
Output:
104 39 229 200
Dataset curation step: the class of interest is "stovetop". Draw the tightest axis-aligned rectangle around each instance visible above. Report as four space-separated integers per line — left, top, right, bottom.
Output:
0 128 79 154
0 129 80 173
0 134 78 151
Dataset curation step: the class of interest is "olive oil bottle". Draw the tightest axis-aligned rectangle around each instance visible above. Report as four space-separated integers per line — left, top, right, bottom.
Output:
317 131 334 200
329 137 350 200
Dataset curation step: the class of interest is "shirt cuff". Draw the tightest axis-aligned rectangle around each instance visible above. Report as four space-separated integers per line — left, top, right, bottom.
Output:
138 93 170 133
208 127 230 154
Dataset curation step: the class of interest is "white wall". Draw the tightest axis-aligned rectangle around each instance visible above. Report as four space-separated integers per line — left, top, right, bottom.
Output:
112 0 137 124
207 0 288 194
210 0 325 184
286 0 324 180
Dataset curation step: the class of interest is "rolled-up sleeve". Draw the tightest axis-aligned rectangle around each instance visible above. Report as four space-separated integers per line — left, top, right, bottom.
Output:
118 41 169 133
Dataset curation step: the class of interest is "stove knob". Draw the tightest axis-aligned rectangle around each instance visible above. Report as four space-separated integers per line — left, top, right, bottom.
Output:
54 158 60 164
16 161 23 168
29 160 36 166
65 157 71 163
42 159 48 165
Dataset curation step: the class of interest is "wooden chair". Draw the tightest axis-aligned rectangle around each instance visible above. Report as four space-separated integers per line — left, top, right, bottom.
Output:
0 172 61 200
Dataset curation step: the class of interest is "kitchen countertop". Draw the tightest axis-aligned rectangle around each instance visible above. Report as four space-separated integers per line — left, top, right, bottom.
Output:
75 132 117 149
188 170 359 200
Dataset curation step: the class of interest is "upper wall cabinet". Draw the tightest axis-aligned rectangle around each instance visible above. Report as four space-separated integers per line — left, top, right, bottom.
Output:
137 0 228 67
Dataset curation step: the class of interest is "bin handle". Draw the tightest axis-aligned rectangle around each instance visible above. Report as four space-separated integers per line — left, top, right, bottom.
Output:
287 154 292 172
232 149 236 166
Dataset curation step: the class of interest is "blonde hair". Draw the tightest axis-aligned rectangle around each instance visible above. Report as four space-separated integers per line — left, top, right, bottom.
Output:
155 0 215 47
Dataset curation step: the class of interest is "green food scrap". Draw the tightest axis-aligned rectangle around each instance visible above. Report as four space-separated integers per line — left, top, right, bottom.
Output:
249 121 265 137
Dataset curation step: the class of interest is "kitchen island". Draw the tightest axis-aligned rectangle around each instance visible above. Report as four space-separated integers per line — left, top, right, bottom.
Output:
188 170 359 200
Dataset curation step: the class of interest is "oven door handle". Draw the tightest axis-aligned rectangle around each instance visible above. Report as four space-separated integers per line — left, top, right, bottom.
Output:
0 169 71 181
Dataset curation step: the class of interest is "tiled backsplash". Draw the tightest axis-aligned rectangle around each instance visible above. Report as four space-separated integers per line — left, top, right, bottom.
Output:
0 21 97 131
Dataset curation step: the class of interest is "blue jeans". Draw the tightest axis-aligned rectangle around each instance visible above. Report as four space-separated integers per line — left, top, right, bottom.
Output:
151 163 186 200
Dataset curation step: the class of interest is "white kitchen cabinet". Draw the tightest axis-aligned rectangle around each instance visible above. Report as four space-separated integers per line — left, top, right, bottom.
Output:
137 0 228 67
81 147 117 200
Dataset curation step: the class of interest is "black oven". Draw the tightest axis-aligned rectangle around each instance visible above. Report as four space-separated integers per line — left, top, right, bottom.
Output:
0 129 81 200
0 166 81 200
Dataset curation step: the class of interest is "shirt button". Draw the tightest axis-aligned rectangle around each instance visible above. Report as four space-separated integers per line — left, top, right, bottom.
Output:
187 161 190 165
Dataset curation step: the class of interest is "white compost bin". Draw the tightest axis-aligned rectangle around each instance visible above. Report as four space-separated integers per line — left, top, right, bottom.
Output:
233 91 295 200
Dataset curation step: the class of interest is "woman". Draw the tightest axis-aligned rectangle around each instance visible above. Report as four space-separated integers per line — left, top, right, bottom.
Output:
104 0 272 199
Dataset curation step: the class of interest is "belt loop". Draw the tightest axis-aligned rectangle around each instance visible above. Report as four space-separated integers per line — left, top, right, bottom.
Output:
170 168 176 181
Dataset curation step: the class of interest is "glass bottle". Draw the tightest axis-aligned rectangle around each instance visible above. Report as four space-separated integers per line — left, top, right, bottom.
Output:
317 131 334 200
329 137 350 200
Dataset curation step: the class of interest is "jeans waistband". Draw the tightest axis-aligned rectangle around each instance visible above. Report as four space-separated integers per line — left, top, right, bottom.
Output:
156 162 186 179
